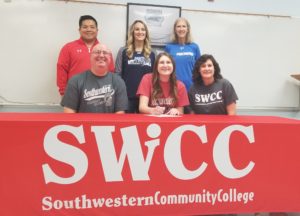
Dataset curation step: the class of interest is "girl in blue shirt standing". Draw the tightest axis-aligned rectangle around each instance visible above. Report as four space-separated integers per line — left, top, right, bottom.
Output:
165 17 201 92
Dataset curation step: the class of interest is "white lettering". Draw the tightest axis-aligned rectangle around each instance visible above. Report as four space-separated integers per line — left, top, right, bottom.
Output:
41 189 255 210
195 91 223 103
42 196 52 210
42 124 255 184
164 125 208 180
217 91 222 99
210 92 217 101
91 124 160 182
195 94 201 102
213 125 255 178
42 125 88 184
200 94 210 103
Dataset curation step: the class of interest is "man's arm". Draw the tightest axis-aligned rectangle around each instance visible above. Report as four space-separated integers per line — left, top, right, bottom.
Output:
57 45 70 96
114 75 128 113
63 107 76 113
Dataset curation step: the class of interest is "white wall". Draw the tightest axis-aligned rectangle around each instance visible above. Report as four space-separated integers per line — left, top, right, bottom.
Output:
1 0 300 109
0 0 127 104
92 0 300 17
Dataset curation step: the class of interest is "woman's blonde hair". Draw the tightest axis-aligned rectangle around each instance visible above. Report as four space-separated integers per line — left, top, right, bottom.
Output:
171 17 192 43
126 20 152 59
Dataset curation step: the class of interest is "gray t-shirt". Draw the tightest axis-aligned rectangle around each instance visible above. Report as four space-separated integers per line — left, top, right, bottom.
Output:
61 70 128 113
188 78 238 115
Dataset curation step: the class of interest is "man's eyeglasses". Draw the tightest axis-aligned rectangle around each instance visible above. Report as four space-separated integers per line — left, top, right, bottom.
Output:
91 50 111 56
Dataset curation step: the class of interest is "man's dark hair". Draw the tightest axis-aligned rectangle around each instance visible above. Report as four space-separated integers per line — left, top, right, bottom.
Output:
79 15 98 28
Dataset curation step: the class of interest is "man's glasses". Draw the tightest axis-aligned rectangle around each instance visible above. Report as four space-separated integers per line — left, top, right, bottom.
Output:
91 50 111 56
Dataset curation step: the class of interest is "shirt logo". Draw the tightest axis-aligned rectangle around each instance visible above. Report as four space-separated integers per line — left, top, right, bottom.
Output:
195 91 223 105
176 52 194 56
128 57 152 67
83 85 115 106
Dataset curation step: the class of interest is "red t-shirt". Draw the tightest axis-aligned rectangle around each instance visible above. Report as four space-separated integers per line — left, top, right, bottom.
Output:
137 73 189 108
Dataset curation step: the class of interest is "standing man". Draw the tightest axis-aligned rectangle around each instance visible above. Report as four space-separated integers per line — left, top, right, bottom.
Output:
57 15 115 96
61 44 127 113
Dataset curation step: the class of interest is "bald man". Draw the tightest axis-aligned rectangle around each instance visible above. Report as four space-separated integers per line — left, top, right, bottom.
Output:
61 44 128 113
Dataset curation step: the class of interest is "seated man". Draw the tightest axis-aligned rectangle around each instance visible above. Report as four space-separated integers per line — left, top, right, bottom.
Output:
61 44 128 113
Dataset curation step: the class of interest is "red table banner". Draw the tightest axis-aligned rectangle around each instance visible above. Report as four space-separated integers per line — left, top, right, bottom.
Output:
1 113 300 216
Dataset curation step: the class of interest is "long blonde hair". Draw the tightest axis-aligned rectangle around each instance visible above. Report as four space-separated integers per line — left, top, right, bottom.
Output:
126 20 152 59
171 17 192 43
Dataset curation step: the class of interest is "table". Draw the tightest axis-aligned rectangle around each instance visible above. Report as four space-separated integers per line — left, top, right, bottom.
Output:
1 113 300 216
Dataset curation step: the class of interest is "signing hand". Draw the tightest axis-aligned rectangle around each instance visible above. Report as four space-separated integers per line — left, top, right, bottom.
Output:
165 108 180 116
151 106 165 115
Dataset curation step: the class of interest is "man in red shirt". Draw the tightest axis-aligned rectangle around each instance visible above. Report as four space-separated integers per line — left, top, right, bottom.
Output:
56 15 114 96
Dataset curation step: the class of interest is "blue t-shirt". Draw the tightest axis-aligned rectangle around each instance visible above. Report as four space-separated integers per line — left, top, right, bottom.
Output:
165 42 200 91
115 47 155 99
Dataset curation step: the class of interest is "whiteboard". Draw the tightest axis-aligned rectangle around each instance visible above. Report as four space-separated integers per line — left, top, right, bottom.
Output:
1 1 300 108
